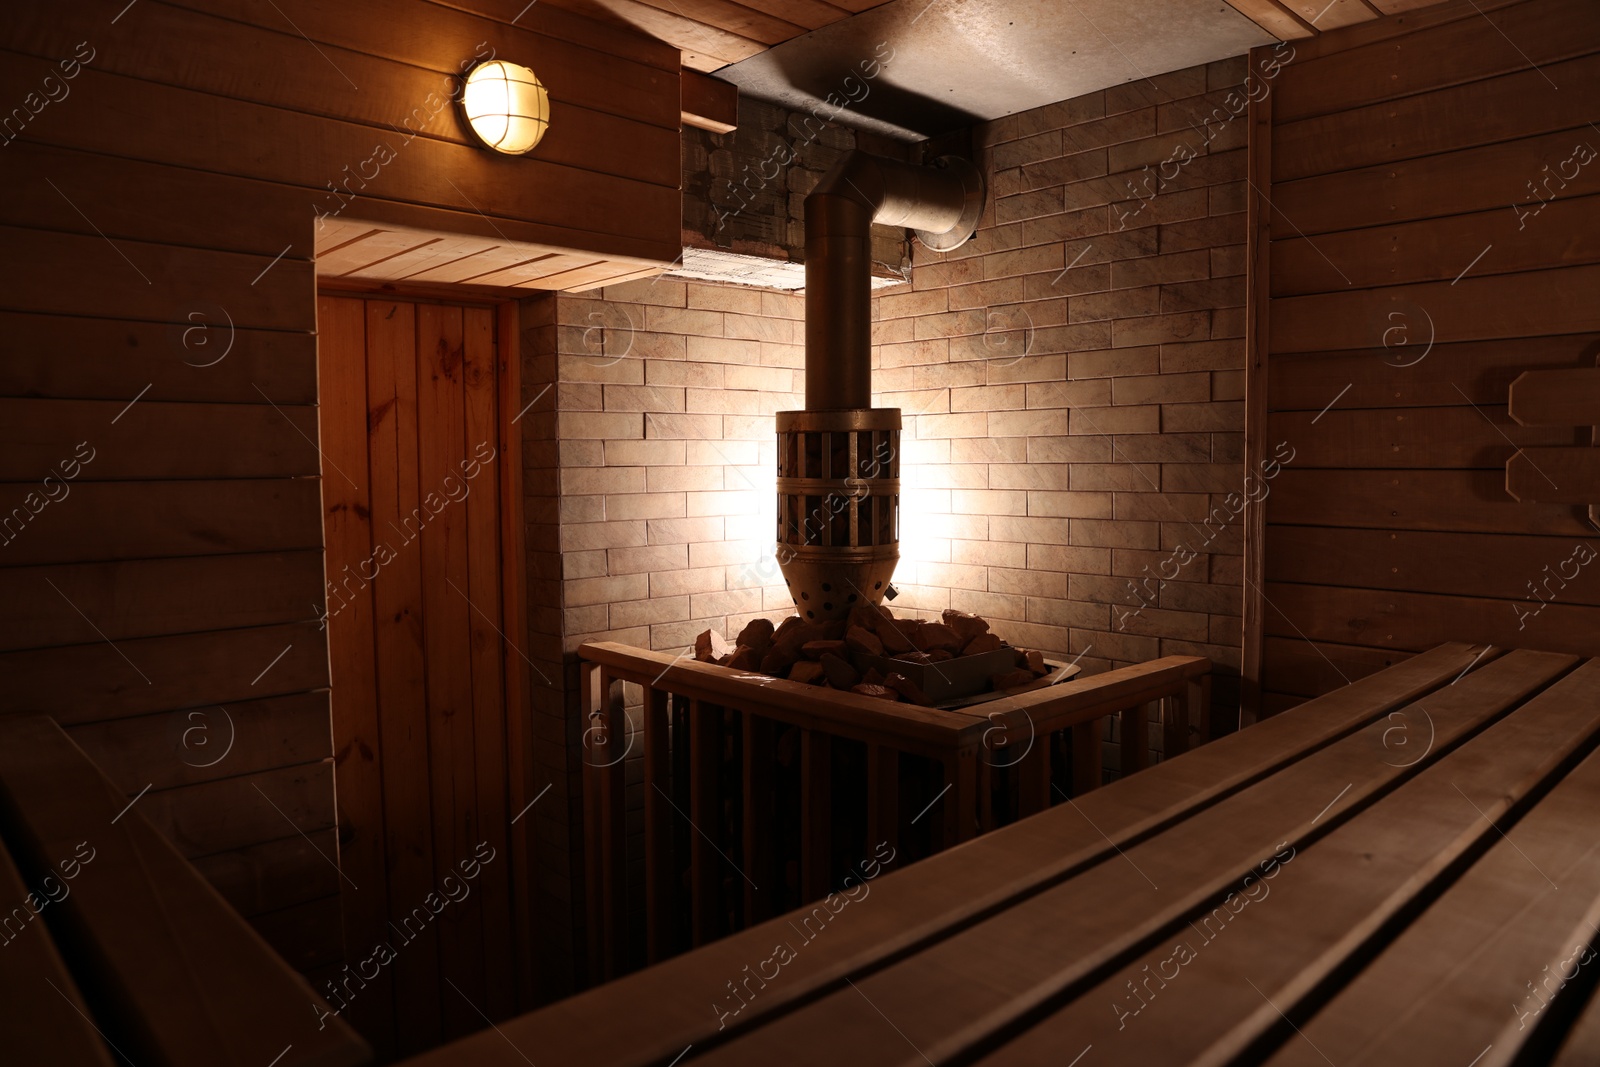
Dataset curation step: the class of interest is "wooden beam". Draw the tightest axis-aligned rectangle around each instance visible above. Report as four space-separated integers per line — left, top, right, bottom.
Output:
681 68 738 134
1223 0 1317 39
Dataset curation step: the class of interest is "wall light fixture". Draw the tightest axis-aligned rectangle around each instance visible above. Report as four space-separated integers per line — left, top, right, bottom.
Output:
460 60 550 155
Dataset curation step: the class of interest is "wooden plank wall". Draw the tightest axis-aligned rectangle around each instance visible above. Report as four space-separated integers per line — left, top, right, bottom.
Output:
0 0 677 1001
1251 0 1600 714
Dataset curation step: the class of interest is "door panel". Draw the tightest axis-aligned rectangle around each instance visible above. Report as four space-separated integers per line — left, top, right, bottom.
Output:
317 294 515 1059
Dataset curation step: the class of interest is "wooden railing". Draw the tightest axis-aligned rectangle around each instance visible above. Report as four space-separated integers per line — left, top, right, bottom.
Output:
578 641 1210 981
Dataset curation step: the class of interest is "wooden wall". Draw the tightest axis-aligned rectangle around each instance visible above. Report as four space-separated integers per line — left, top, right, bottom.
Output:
0 0 677 986
1248 0 1600 713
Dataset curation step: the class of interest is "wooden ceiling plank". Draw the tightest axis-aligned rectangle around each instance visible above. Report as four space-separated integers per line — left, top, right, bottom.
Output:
532 0 766 67
1368 0 1459 11
344 234 502 282
1225 0 1317 39
461 253 597 286
313 219 381 256
426 0 681 71
620 0 807 45
573 265 669 291
316 232 444 278
824 0 898 11
404 246 553 284
1282 0 1378 31
1288 0 1523 61
513 261 620 290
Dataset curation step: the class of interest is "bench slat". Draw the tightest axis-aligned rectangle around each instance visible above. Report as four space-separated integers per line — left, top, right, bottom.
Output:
1266 662 1600 1066
682 648 1571 1066
983 656 1600 1066
0 715 369 1067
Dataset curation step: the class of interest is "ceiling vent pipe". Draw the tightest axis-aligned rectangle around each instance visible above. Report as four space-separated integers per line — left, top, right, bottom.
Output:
775 152 985 622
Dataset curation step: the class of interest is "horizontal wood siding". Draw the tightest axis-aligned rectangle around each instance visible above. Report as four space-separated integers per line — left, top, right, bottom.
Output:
0 0 675 987
1257 0 1600 709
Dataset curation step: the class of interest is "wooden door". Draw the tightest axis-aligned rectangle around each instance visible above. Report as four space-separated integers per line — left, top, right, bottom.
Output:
316 295 519 1060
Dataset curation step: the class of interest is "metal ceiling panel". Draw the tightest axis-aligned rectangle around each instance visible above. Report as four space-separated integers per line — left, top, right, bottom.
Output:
718 0 1277 139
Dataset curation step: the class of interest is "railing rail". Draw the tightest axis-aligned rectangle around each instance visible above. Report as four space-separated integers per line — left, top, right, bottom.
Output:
578 641 1209 981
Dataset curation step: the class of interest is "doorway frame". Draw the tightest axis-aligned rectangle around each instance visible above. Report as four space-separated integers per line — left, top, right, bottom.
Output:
313 289 537 1036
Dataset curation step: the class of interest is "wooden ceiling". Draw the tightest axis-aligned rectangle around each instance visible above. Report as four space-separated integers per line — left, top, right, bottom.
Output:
314 218 662 298
532 0 897 71
1224 0 1443 38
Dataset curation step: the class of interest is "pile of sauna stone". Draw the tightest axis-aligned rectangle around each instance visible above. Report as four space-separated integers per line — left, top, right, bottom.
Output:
693 606 1050 705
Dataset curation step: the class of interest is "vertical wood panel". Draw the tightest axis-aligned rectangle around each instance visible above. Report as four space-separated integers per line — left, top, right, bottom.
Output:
1242 56 1273 726
741 714 777 927
866 743 899 856
1071 722 1101 796
1121 703 1151 775
1017 739 1052 818
315 297 395 1059
415 303 485 1039
495 299 535 1010
461 305 514 1021
364 299 443 1053
800 729 831 902
690 700 723 944
581 662 605 983
644 686 674 962
943 748 977 846
597 672 627 978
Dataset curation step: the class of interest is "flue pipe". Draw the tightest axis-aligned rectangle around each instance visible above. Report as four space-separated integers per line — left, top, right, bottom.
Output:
803 151 984 409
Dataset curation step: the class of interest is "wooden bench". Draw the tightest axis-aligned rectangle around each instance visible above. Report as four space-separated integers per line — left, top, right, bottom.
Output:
0 715 369 1067
402 641 1600 1066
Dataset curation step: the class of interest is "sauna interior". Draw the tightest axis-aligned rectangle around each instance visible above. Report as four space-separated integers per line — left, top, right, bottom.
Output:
3 0 1600 1064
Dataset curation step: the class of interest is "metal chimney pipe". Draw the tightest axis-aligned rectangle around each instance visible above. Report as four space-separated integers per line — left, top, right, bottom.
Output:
776 152 985 622
803 152 984 410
